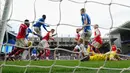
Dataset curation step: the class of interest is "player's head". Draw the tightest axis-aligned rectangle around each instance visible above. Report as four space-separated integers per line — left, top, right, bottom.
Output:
51 29 55 34
94 24 99 29
76 29 79 33
42 15 46 19
80 8 86 14
24 19 30 27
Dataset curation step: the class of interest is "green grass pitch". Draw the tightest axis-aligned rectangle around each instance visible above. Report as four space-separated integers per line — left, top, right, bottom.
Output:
0 60 130 73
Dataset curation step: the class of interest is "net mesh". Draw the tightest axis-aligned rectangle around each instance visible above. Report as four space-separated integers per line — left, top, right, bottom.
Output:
0 0 130 73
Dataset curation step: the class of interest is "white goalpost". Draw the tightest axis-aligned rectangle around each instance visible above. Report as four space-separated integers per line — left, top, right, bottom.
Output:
0 0 13 52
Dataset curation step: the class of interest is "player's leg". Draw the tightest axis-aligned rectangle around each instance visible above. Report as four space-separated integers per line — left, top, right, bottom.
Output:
34 27 42 39
34 27 40 35
91 41 96 52
7 38 23 58
80 30 92 62
8 47 18 57
91 41 101 53
22 50 29 60
14 48 24 56
73 45 80 59
79 44 89 61
83 30 92 42
6 39 22 61
80 41 90 58
86 44 95 56
6 47 18 61
81 30 92 54
37 40 46 59
80 55 90 62
44 40 50 60
37 50 44 59
13 39 26 59
81 47 87 57
44 49 50 60
21 41 32 60
95 44 101 53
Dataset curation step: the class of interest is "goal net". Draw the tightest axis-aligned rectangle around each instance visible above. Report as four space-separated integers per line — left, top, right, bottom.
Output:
0 0 130 73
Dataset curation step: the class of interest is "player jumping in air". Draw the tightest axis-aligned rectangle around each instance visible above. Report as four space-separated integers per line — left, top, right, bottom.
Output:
78 8 92 43
37 29 56 60
91 24 103 53
76 8 92 60
33 14 49 38
7 19 30 60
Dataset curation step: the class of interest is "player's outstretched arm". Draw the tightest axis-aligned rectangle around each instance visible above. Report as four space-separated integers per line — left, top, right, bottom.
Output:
42 24 49 32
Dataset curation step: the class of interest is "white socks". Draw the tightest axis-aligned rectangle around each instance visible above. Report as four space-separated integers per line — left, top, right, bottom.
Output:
22 50 29 60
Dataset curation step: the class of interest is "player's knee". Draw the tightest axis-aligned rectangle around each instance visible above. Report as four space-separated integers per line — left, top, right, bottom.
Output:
45 49 50 57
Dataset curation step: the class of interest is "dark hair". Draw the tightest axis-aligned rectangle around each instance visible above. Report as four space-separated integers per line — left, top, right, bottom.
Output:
80 8 86 13
42 15 46 19
24 19 30 26
24 19 29 22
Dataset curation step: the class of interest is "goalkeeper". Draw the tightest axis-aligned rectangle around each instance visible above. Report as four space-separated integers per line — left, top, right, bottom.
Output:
81 44 122 61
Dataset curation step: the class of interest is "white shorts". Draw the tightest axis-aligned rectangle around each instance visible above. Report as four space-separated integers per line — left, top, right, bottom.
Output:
31 54 37 56
34 27 41 36
16 38 27 47
38 40 49 50
80 44 88 56
91 41 102 49
81 30 92 41
74 45 80 50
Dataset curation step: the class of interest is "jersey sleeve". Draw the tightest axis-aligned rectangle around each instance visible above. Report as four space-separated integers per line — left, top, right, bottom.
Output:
42 24 48 32
28 28 32 33
86 14 91 24
25 28 32 39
